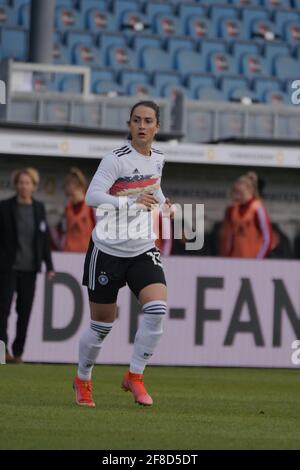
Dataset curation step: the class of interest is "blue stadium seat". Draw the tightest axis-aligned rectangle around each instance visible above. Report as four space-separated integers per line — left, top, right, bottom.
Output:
31 73 60 93
119 10 150 34
152 71 182 91
53 42 70 64
273 10 299 36
293 0 300 8
0 5 16 26
253 77 282 101
209 5 238 25
0 27 27 60
199 39 227 60
91 68 115 89
106 45 138 69
194 86 226 102
185 73 216 97
55 6 83 31
229 87 257 102
143 1 174 20
64 31 94 48
231 41 261 61
186 17 215 39
97 32 127 50
141 47 173 72
72 44 102 66
93 80 123 96
274 56 300 79
283 22 300 45
219 76 250 97
152 13 182 36
112 0 141 18
241 8 269 37
166 36 195 63
77 0 108 14
230 0 261 6
294 44 300 59
200 0 232 5
130 34 162 60
176 3 206 28
11 0 30 8
161 83 191 99
55 0 75 7
208 52 237 75
174 49 206 74
119 70 149 88
59 75 83 94
251 19 277 40
263 89 289 105
127 82 155 97
85 8 115 33
261 0 291 8
219 18 247 40
18 2 29 27
263 42 291 74
241 54 268 77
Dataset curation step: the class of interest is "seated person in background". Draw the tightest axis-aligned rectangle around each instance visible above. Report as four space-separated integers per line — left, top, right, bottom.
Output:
219 171 272 259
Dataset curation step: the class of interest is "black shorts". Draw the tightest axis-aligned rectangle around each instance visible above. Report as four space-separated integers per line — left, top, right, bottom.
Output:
82 240 167 304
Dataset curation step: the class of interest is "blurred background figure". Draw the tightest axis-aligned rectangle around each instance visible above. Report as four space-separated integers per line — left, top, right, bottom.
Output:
219 172 272 259
51 168 96 253
0 167 54 364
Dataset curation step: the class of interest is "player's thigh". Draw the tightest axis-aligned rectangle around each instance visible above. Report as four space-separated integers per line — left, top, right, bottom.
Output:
126 248 167 303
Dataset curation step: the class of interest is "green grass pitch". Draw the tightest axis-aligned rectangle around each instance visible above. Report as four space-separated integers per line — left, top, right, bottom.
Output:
0 364 299 450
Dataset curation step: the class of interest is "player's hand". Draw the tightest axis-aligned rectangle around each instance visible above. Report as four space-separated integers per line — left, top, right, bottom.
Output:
162 198 176 219
46 271 55 281
135 192 158 210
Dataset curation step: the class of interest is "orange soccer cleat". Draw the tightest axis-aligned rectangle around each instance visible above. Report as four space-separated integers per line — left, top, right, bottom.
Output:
121 371 153 406
73 375 96 408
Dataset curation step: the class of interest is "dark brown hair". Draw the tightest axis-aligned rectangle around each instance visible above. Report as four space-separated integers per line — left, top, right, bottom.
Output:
129 100 160 124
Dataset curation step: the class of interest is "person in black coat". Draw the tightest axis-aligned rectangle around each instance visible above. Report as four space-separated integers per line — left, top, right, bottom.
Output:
0 167 54 363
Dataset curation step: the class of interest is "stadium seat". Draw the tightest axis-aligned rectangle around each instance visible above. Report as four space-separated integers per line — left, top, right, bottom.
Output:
174 49 206 74
106 45 138 69
209 5 238 26
143 1 174 21
119 70 149 89
127 82 155 97
0 27 27 60
161 83 191 99
93 79 123 95
97 32 127 50
56 0 75 7
166 36 195 64
85 8 115 33
219 18 247 40
130 34 162 60
152 71 182 91
283 22 300 45
251 19 278 40
91 68 115 89
176 3 206 30
141 47 173 72
230 0 261 5
293 44 300 59
119 10 150 34
253 77 282 101
208 52 237 76
72 44 102 66
186 17 215 39
199 39 227 60
219 76 250 98
231 41 261 62
112 0 141 18
59 75 83 94
194 86 226 102
200 0 232 5
77 0 108 14
185 73 216 97
261 0 291 8
263 89 289 104
18 2 30 27
241 8 269 38
55 6 83 31
229 87 257 102
0 5 16 26
152 13 182 37
263 42 291 74
64 31 94 49
241 54 268 77
53 42 70 64
273 10 300 36
274 56 300 79
293 0 300 7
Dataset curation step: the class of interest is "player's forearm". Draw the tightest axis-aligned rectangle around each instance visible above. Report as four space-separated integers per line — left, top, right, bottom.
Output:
85 188 127 209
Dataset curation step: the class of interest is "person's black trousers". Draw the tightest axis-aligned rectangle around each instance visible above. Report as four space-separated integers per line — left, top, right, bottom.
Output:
0 270 37 357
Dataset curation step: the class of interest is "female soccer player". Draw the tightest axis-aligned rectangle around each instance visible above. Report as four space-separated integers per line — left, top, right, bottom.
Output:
74 101 172 407
219 171 272 258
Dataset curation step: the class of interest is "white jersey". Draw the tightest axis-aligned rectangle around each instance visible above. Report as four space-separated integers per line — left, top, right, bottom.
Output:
86 141 166 257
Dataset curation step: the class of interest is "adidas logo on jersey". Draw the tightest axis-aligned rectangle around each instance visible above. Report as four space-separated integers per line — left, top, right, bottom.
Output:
133 168 140 174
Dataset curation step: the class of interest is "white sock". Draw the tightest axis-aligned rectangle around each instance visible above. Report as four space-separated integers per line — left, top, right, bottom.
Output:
129 301 167 375
77 320 114 380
